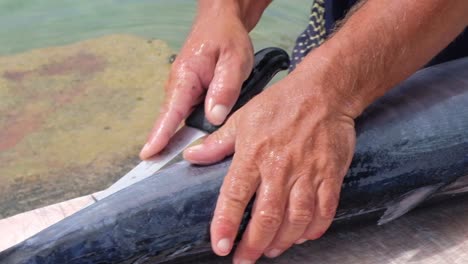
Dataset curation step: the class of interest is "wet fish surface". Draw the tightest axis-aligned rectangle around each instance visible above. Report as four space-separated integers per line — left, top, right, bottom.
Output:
1 58 467 263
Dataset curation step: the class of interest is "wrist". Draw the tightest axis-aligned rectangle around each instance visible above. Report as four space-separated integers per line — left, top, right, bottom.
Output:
292 47 367 120
197 0 271 31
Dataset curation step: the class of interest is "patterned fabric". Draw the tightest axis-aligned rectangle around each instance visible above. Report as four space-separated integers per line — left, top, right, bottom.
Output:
289 0 327 71
290 0 468 72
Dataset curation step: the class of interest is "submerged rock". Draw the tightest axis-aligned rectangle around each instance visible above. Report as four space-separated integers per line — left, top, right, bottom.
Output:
0 34 173 217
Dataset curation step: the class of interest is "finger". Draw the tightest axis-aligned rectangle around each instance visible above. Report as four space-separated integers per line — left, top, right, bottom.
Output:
183 114 237 164
233 174 289 263
210 155 260 257
205 50 253 125
140 69 205 159
301 177 341 241
264 177 315 258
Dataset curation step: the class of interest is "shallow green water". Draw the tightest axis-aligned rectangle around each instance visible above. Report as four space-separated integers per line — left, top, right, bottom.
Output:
0 0 311 56
0 1 312 217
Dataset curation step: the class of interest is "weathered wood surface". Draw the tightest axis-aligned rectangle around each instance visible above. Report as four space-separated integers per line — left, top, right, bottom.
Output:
190 197 468 264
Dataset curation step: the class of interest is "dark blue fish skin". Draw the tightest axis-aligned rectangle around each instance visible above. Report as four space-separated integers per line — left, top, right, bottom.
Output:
338 58 468 219
1 58 467 264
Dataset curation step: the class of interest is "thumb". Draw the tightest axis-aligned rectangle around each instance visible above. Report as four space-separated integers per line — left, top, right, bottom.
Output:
183 115 238 164
205 50 253 125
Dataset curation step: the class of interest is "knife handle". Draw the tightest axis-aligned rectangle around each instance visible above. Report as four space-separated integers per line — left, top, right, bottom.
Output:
185 47 290 134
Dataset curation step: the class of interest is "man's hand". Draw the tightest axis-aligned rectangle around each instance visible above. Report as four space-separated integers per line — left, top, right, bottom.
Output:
140 0 467 263
139 1 271 159
183 70 356 262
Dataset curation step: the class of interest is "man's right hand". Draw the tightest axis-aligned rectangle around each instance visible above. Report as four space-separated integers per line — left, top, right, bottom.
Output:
140 1 271 159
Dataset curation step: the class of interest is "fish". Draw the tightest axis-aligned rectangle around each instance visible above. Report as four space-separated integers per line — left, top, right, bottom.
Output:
1 57 467 264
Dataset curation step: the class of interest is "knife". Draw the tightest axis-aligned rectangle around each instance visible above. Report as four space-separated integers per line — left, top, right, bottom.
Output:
93 47 290 200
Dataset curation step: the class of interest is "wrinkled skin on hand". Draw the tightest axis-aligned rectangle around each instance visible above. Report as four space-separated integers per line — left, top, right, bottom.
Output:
183 71 356 263
139 8 254 158
139 2 356 263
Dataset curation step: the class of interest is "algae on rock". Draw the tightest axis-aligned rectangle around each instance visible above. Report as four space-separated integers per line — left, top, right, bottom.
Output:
0 34 173 217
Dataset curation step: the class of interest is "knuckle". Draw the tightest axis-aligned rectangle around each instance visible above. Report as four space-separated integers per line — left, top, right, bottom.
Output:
287 208 314 226
240 246 264 258
170 60 194 80
220 48 239 63
255 209 283 231
222 47 252 70
170 59 183 70
262 149 292 174
313 155 329 172
322 175 342 188
170 64 200 87
236 52 253 70
210 130 225 144
211 214 237 234
170 106 186 123
320 201 338 219
222 180 252 207
318 180 340 219
273 154 291 171
242 142 263 158
291 180 314 202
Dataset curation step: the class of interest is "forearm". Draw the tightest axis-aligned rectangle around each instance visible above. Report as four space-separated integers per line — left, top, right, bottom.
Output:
298 0 468 118
197 0 272 31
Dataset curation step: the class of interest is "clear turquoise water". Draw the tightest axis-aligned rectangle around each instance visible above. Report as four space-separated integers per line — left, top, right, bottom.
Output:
0 0 311 55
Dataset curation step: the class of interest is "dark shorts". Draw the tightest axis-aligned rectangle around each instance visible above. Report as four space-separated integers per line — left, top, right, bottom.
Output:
290 0 468 71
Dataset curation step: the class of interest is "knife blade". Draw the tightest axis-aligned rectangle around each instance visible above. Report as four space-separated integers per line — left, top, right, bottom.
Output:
93 47 290 200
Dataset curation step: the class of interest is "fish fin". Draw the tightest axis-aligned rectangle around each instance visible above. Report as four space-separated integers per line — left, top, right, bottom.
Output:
378 184 444 225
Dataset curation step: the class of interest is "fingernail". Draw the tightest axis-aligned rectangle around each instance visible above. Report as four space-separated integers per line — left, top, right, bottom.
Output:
265 248 282 258
216 238 231 254
210 104 229 125
186 144 204 153
295 238 307 244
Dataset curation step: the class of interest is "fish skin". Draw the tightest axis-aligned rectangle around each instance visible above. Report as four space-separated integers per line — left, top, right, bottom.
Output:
1 58 467 264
